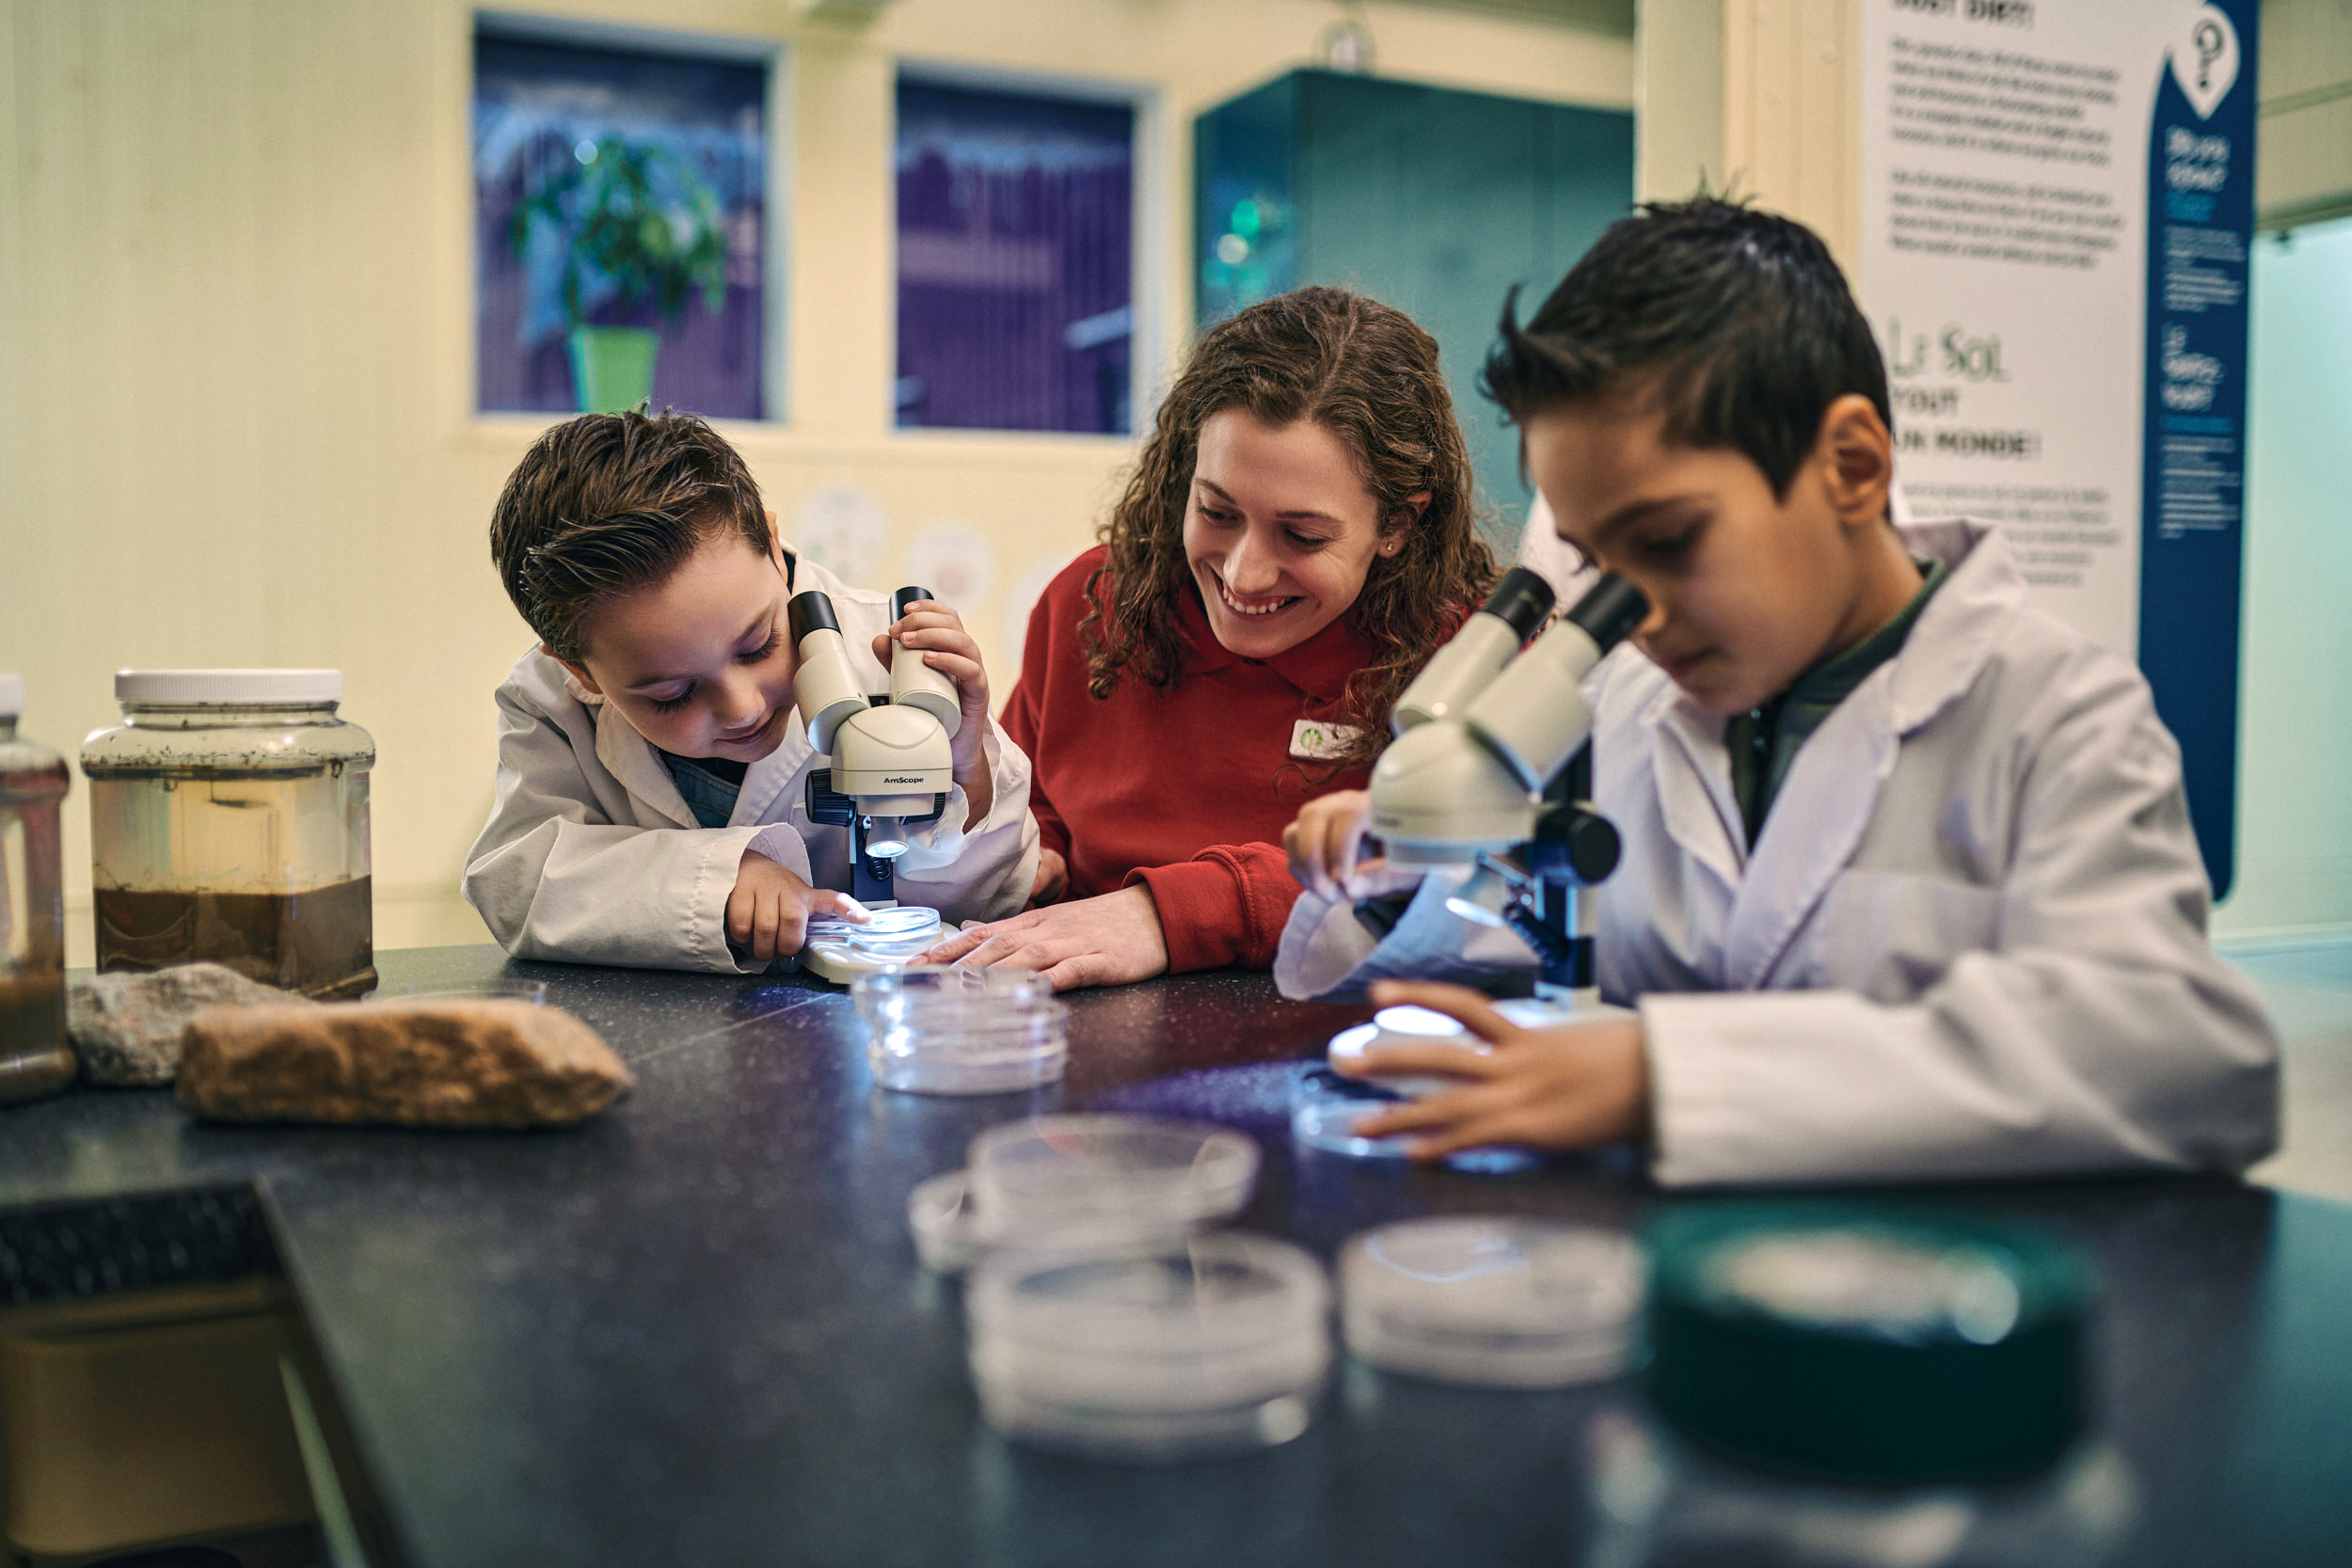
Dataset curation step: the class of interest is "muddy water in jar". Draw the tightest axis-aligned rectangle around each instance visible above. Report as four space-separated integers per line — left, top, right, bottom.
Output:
89 768 375 998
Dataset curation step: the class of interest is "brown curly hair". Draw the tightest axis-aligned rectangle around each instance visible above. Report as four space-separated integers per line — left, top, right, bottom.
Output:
1081 286 1497 768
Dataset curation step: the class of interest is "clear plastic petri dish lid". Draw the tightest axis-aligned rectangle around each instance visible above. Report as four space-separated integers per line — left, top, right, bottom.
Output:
967 1115 1260 1250
1342 1217 1645 1388
966 1233 1332 1460
854 963 1053 1021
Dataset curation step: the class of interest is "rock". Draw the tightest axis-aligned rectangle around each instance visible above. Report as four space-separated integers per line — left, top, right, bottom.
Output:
69 964 296 1085
175 1000 634 1129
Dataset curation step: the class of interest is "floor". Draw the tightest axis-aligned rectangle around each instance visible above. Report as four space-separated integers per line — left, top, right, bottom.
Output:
2231 938 2352 1204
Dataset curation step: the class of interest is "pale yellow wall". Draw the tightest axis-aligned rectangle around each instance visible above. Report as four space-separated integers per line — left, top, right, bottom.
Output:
2259 0 2352 229
0 0 1631 961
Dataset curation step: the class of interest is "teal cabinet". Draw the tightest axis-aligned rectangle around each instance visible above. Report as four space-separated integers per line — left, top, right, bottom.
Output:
1196 71 1634 541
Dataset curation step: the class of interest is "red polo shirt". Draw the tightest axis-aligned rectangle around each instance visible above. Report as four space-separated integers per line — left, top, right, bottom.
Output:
1001 546 1377 972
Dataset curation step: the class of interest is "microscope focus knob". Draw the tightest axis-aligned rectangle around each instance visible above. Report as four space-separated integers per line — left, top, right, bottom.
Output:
1529 802 1621 884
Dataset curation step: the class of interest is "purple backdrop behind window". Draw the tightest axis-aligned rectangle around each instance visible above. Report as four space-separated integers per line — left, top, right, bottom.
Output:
475 32 767 420
896 80 1134 435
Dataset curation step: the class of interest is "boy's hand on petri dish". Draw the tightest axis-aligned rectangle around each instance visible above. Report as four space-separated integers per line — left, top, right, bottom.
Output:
1338 980 1651 1160
729 849 866 961
915 884 1169 991
1027 847 1069 909
876 599 996 822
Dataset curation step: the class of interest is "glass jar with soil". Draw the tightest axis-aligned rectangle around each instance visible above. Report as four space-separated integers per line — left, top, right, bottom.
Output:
1 674 75 1102
82 671 376 999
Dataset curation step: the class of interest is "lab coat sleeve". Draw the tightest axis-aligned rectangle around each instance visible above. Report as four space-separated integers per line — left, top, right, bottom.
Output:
462 681 813 974
1275 869 1543 1000
1644 663 2280 1188
997 631 1072 864
885 720 1041 925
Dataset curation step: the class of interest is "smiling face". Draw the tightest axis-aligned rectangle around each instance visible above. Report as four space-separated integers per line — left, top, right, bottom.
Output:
558 528 799 762
1183 410 1398 659
1524 392 1910 716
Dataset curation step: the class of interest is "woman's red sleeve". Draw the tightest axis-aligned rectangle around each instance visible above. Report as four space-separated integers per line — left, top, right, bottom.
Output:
1126 843 1303 973
999 591 1072 863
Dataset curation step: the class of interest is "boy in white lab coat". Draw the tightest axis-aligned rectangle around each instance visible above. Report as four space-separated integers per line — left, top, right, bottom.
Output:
464 412 1037 972
1277 198 2278 1186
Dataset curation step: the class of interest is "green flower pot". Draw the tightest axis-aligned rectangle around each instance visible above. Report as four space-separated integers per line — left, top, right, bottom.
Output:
567 326 660 414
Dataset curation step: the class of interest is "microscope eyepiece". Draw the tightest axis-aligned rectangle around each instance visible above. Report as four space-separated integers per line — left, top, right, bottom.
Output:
1482 567 1558 641
892 585 935 618
788 591 841 643
1565 574 1647 652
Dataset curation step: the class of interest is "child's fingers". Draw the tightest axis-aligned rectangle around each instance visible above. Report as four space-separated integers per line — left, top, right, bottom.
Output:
1367 980 1523 1046
809 891 870 924
1352 1081 1512 1140
1340 1042 1503 1082
726 884 755 946
751 890 785 959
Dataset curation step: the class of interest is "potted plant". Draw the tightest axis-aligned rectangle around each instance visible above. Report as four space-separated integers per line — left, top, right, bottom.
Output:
511 136 729 414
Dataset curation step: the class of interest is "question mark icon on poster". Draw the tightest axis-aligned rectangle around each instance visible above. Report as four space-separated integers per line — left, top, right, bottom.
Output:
2170 5 2239 119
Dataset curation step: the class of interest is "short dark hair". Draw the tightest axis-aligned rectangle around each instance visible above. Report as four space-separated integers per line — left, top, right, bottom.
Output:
1481 198 1890 499
489 410 773 662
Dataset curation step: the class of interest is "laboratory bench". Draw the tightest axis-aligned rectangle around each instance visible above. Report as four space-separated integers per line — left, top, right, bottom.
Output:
1 945 2347 1567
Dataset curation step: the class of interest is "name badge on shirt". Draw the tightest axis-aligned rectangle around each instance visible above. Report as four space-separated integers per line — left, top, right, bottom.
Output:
1290 720 1363 760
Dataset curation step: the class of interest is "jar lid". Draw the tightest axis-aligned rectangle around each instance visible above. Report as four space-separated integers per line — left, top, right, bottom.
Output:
1646 1204 2090 1485
0 673 22 719
115 669 342 705
1342 1217 1645 1387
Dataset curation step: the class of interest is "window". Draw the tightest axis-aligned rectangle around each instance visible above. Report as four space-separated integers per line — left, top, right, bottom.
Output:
473 24 771 419
895 77 1136 435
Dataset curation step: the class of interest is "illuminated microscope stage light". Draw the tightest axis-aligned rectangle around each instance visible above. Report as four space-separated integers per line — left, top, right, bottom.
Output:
1442 862 1520 927
863 816 913 859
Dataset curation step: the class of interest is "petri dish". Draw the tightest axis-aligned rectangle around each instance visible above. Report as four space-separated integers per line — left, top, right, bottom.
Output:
811 905 944 962
1291 1068 1414 1159
967 1115 1260 1253
854 966 1067 1096
966 1232 1332 1461
1342 1217 1645 1388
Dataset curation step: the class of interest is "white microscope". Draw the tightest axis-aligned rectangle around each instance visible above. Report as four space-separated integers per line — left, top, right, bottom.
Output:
1296 566 1650 1162
1363 563 1647 993
787 586 961 984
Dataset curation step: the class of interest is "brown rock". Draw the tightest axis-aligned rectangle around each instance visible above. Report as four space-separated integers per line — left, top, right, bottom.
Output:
175 1000 634 1128
70 964 296 1085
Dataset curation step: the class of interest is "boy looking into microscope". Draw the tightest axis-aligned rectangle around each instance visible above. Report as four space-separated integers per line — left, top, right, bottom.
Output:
1278 199 2277 1186
465 411 1037 971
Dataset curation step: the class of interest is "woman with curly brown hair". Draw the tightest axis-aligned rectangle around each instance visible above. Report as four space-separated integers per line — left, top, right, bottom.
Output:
918 285 1500 990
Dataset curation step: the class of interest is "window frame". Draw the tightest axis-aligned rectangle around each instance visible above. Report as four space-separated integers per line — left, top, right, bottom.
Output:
887 58 1162 444
469 10 790 425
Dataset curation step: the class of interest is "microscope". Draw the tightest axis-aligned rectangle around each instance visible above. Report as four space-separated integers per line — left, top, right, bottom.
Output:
787 586 961 983
1359 565 1648 996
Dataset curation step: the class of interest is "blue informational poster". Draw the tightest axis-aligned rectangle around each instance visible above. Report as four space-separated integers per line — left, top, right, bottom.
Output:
2139 2 2256 897
1860 0 2257 895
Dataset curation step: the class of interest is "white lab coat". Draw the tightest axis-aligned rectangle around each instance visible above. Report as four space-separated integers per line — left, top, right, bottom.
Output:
1277 517 2279 1187
463 554 1039 973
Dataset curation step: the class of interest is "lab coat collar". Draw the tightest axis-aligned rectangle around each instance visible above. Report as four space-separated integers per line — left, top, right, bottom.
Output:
1175 578 1378 703
1638 516 2018 989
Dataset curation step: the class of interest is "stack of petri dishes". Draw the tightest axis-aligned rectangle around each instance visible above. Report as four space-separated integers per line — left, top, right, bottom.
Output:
852 964 1068 1095
1340 1217 1645 1387
967 1232 1332 1462
916 1114 1331 1461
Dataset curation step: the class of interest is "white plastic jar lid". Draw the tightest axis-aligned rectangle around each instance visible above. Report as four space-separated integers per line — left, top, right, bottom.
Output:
0 673 23 719
1342 1217 1645 1388
115 669 343 705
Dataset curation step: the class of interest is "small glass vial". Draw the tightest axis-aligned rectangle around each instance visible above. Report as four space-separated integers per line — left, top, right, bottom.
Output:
0 674 75 1103
81 670 376 999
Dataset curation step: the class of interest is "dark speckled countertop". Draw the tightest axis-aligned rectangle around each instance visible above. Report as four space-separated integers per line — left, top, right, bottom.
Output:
3 946 2348 1567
